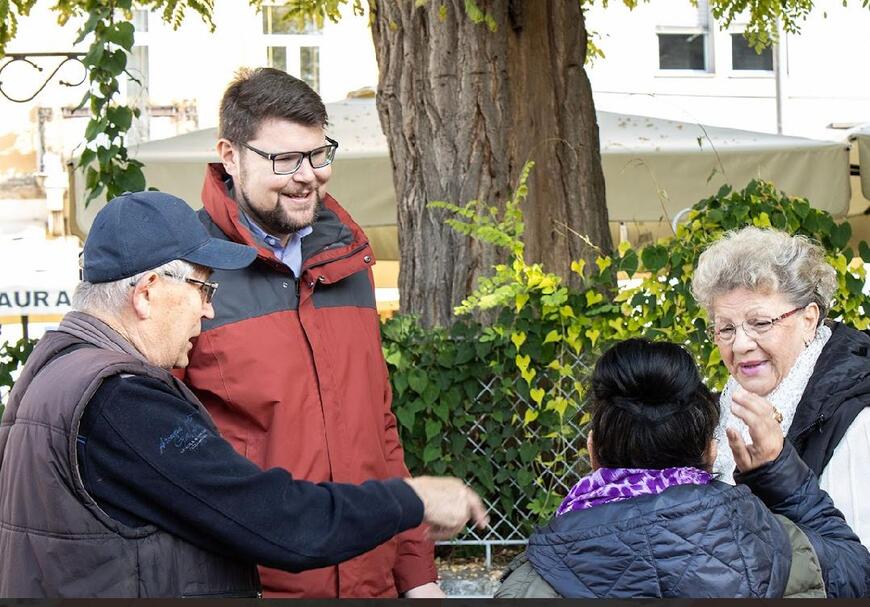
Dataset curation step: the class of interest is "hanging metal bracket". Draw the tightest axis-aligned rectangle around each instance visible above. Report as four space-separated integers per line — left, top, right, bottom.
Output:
0 52 87 103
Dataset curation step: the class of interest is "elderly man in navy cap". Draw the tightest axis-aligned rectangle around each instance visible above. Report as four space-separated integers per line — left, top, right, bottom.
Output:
0 192 486 598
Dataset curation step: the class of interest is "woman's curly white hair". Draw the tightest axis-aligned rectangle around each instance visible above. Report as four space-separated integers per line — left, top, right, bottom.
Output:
691 226 837 322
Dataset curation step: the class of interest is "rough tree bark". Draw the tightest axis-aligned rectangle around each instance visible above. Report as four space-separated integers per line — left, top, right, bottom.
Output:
371 0 611 328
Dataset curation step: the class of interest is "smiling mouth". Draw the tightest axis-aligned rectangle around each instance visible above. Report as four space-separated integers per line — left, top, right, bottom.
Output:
738 361 768 375
281 191 312 203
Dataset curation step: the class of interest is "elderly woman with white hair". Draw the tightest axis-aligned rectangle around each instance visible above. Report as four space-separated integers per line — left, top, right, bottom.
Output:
692 226 870 544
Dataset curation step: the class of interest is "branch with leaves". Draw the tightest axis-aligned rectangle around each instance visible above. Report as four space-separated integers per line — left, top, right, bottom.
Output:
0 0 215 205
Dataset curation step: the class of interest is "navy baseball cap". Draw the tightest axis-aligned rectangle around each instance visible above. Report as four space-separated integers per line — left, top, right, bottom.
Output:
82 191 257 283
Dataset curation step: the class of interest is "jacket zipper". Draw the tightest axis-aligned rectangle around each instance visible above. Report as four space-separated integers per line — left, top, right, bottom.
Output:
791 414 827 444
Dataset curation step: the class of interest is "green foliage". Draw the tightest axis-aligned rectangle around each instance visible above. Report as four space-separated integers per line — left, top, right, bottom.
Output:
0 337 36 418
448 176 869 393
74 2 144 205
262 0 364 28
387 173 870 531
0 1 37 51
382 311 589 533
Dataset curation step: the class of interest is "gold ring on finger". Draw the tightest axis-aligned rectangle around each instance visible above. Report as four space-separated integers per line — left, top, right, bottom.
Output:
771 407 783 424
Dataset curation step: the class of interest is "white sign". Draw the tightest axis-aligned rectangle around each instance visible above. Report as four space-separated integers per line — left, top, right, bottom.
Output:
0 288 73 316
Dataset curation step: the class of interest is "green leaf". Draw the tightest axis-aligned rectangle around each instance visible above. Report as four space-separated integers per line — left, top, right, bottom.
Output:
395 407 415 431
859 241 870 263
105 21 135 50
79 148 96 168
433 401 450 423
619 249 638 276
425 419 443 441
422 383 439 405
392 372 408 396
75 10 105 44
408 370 428 394
640 245 668 272
107 106 133 130
84 118 104 141
422 441 441 464
542 330 561 344
830 222 852 251
83 42 105 68
114 165 146 193
846 273 864 296
104 48 128 76
519 443 537 464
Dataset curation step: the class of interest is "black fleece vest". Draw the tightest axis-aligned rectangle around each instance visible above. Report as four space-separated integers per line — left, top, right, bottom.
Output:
0 324 260 597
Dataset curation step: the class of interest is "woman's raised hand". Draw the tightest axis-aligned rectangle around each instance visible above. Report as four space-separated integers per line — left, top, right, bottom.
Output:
726 388 785 473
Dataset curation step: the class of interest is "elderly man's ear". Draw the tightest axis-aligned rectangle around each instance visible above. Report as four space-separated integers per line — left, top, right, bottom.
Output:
130 273 158 320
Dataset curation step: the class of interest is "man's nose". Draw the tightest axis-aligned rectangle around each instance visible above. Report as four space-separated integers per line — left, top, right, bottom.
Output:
292 156 316 182
202 300 215 320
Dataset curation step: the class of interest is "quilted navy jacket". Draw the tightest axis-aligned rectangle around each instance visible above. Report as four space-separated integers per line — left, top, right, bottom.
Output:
523 442 870 598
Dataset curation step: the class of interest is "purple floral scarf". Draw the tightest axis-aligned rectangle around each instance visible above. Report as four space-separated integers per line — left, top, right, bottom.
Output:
556 467 712 516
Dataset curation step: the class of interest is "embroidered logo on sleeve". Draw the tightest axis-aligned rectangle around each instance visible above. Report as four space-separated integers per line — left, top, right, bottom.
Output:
159 414 210 454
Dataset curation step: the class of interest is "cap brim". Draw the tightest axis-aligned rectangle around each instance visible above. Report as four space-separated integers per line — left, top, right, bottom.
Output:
183 237 257 271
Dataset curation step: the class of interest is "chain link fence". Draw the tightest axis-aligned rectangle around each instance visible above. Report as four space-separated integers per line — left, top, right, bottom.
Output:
437 350 594 566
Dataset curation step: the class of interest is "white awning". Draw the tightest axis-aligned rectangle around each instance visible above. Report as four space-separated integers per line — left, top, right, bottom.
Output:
70 98 854 257
851 126 870 200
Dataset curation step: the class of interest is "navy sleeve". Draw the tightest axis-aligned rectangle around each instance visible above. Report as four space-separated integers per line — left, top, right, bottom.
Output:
735 440 870 598
76 374 424 572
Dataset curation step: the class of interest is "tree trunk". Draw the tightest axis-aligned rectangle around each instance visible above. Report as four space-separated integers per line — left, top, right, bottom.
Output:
371 0 611 328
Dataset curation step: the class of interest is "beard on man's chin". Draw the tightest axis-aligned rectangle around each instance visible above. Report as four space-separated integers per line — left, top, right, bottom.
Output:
241 189 321 235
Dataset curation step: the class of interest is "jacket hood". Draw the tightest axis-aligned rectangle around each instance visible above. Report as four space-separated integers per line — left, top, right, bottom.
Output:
789 322 870 435
526 481 791 598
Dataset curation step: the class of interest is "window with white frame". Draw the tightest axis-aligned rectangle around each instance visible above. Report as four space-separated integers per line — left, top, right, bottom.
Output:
126 9 150 100
730 33 773 71
656 0 712 72
126 9 150 143
262 4 323 92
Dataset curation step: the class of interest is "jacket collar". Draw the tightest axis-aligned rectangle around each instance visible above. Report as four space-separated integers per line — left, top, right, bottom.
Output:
57 311 148 363
201 163 372 279
788 321 870 441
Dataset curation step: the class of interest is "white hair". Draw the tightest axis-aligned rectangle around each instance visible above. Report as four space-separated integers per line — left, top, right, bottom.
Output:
72 259 197 316
692 226 837 321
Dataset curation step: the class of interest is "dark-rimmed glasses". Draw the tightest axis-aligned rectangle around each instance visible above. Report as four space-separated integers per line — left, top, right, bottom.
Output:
238 136 339 175
705 305 806 344
129 273 219 304
182 276 219 304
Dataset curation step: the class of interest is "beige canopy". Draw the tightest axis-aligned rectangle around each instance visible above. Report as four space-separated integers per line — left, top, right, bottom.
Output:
852 126 870 201
71 97 853 260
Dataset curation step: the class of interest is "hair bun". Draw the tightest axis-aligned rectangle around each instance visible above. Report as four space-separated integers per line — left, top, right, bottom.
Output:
593 339 701 411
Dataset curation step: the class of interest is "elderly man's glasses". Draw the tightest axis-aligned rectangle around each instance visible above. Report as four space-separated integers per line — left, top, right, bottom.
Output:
705 305 806 344
130 273 219 304
181 276 219 304
238 136 339 175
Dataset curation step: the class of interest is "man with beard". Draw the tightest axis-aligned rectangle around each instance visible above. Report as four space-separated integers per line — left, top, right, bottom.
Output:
181 68 448 598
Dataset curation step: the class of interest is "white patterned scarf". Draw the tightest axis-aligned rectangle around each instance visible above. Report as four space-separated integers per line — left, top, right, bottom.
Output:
713 324 832 482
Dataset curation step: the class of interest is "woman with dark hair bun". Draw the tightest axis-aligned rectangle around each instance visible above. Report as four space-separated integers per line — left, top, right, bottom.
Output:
497 339 870 598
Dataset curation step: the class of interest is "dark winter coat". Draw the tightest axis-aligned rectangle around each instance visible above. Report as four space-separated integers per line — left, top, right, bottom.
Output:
497 442 870 598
